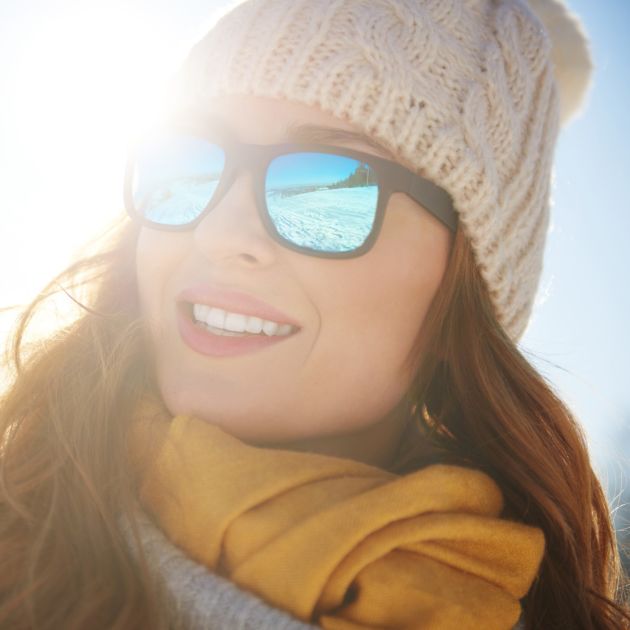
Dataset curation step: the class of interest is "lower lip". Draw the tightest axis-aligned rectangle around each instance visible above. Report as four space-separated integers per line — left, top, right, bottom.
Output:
177 305 297 357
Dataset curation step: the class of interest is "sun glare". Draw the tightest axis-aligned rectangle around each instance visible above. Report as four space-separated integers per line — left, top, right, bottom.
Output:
3 5 183 300
0 3 192 363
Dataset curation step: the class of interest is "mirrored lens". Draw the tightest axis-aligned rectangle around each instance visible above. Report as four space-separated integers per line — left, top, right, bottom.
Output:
265 153 379 253
132 133 225 226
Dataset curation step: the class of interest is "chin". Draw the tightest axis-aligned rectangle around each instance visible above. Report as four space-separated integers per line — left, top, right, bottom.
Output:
158 386 302 443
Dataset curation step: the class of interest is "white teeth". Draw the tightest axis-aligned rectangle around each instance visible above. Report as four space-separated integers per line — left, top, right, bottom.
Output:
191 304 296 337
245 316 264 334
262 320 279 336
224 312 248 332
208 308 226 329
193 304 210 322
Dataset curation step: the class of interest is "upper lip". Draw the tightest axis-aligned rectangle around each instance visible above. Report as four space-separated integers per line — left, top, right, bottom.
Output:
177 284 301 327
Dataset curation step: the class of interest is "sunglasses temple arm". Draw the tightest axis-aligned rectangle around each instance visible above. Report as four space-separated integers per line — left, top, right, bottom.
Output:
406 173 458 232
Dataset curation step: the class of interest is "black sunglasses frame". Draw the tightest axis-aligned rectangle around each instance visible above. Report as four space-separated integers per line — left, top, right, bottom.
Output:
124 125 458 259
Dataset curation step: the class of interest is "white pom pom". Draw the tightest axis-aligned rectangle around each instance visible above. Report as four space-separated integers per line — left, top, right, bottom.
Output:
527 0 593 125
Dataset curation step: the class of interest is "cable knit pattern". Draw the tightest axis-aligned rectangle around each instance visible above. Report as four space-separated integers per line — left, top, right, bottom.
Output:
175 0 591 340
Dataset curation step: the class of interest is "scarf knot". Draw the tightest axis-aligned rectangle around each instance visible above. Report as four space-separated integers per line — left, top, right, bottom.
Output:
131 412 544 629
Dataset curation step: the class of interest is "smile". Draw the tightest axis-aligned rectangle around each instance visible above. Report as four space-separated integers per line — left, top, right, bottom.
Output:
177 302 300 358
192 304 297 337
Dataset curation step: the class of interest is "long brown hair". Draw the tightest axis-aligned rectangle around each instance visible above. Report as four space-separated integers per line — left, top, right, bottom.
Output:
0 217 628 629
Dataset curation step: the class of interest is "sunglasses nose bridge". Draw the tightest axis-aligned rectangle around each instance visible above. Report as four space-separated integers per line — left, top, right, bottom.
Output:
227 141 268 172
202 143 278 230
215 143 269 220
192 169 279 267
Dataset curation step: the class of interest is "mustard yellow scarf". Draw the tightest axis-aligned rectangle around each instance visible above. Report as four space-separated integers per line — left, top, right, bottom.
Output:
131 410 544 629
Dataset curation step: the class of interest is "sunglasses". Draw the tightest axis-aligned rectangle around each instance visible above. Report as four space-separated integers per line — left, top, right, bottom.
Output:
124 125 457 258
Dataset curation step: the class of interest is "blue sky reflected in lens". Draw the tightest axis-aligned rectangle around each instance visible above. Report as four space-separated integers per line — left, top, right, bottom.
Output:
266 153 371 189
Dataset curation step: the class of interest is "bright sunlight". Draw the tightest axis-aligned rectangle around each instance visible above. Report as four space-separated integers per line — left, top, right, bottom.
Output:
2 4 187 306
0 2 200 358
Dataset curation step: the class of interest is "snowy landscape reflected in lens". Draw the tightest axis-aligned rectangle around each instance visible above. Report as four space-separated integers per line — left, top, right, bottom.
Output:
266 153 378 253
134 134 224 226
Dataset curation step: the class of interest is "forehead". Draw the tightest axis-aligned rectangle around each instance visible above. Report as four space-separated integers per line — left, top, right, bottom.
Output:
183 95 395 159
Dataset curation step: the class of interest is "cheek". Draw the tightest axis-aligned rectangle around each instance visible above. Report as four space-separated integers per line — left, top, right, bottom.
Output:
316 225 448 363
135 229 189 332
316 273 427 384
289 223 449 426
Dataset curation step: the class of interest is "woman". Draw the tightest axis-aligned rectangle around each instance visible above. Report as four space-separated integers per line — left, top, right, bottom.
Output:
1 0 628 628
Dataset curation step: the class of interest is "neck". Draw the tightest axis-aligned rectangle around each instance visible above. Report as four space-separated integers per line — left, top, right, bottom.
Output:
256 396 416 470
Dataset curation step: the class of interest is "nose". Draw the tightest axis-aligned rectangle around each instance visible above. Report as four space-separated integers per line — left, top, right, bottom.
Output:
192 172 277 269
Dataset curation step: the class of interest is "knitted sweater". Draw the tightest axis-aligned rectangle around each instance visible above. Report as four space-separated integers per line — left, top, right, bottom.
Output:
123 513 525 630
123 512 316 629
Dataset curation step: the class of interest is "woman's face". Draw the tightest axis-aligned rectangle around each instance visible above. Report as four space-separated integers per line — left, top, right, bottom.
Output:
136 95 451 465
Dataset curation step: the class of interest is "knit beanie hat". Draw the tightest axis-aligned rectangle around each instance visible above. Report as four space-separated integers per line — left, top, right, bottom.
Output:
176 0 592 341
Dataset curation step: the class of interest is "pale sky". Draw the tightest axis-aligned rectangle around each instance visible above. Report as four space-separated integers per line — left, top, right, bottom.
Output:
1 1 628 472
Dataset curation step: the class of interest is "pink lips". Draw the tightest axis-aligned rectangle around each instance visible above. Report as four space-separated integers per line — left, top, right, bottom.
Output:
175 284 300 358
